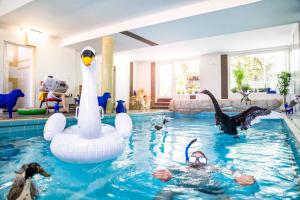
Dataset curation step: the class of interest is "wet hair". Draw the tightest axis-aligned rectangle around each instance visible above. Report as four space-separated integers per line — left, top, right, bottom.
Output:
191 151 206 158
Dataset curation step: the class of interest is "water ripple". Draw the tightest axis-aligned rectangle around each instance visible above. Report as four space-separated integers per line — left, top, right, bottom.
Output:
0 115 299 199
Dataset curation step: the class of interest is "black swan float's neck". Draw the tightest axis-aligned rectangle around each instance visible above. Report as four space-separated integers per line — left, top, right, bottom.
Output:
204 91 223 115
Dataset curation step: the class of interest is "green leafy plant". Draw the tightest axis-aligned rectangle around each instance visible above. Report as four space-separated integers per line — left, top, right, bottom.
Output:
277 71 291 104
231 55 272 91
231 87 238 93
232 66 245 91
241 84 252 92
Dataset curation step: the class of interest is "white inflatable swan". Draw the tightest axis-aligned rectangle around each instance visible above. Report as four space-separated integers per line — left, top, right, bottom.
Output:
43 47 132 163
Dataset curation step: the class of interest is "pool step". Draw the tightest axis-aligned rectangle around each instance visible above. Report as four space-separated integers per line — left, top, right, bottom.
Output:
152 98 172 109
157 98 172 103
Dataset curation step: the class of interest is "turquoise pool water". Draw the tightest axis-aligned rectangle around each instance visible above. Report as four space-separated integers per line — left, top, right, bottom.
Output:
1 113 300 199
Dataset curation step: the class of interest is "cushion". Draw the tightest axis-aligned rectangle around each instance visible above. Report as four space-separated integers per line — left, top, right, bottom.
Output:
46 98 61 101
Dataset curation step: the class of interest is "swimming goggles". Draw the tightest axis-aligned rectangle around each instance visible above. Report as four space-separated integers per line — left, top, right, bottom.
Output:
188 156 207 164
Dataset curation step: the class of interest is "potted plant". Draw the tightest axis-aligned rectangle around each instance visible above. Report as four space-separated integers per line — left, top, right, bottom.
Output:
232 66 245 92
241 84 252 92
277 71 291 104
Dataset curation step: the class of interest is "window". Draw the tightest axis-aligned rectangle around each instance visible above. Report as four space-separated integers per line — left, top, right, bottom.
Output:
229 50 288 93
175 60 200 94
156 59 200 97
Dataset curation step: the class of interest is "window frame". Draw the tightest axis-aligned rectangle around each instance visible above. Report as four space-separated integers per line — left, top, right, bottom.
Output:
228 48 290 94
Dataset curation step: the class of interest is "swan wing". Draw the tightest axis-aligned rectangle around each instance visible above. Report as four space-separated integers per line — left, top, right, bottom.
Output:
233 107 271 130
44 113 66 141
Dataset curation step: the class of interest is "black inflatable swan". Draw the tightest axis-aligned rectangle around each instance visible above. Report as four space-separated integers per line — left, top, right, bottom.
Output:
201 90 271 135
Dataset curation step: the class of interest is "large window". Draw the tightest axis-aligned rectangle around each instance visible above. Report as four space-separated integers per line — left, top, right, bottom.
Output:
175 60 200 94
156 59 200 97
229 50 288 93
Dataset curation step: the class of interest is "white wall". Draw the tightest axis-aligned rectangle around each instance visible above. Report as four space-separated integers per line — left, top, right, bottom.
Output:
34 37 77 106
0 27 77 107
133 61 151 97
198 54 221 99
114 54 131 105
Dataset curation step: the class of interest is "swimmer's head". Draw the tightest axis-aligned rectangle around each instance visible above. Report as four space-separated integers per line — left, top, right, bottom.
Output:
188 151 207 168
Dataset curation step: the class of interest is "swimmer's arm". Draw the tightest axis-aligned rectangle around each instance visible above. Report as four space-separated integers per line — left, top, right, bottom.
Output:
152 169 173 182
214 165 256 186
152 167 185 182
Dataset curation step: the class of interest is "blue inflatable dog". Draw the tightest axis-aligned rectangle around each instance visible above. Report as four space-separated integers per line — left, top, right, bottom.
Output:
116 100 126 113
97 92 111 114
54 102 60 113
0 89 24 118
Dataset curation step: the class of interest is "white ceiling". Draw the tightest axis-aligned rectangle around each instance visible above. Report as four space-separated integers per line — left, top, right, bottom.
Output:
116 24 294 61
130 0 300 45
0 0 201 37
0 0 299 59
0 0 34 17
68 0 300 55
0 0 263 44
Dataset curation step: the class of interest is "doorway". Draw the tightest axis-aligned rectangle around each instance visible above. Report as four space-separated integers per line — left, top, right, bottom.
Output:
4 42 35 108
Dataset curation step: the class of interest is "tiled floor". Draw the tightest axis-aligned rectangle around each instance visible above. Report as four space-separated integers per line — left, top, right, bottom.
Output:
0 109 170 122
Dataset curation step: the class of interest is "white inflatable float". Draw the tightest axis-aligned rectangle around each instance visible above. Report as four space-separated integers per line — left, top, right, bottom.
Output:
44 47 132 163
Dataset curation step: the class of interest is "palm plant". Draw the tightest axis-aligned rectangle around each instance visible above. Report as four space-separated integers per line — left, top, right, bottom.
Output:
277 71 291 104
233 66 245 91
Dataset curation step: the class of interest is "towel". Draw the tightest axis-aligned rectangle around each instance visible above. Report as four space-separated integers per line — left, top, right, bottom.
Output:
38 92 47 102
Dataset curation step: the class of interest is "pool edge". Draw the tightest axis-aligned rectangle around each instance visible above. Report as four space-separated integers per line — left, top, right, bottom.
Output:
282 114 300 143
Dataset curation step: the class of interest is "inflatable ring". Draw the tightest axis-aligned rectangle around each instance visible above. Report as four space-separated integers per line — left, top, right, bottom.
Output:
17 108 47 115
50 124 125 163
